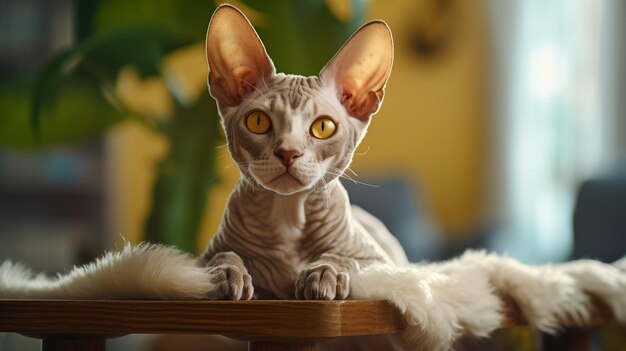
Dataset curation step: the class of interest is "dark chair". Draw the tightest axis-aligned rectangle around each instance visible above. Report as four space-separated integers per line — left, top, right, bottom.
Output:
571 175 626 263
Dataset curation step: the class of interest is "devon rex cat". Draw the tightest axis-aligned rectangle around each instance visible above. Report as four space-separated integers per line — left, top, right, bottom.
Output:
3 5 626 351
199 4 405 302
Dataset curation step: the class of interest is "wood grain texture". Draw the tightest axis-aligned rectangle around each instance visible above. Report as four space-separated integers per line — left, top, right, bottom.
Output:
0 300 404 339
0 297 615 341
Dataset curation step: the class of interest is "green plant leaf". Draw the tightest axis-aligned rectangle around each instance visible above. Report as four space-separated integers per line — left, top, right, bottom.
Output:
31 25 195 142
241 0 366 75
1 80 122 147
144 91 221 253
92 0 217 41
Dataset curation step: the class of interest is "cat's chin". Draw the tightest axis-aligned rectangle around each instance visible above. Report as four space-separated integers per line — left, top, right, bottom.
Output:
260 173 312 195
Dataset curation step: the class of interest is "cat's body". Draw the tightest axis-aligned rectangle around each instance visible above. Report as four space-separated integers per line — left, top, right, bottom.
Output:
3 5 626 351
202 177 406 299
198 7 401 302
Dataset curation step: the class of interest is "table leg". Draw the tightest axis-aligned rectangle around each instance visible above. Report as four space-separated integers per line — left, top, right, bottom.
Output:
42 337 106 351
542 329 591 351
248 340 319 351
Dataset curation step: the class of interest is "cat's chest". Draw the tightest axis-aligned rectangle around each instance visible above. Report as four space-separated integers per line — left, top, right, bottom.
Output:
236 194 313 297
243 231 313 299
231 188 344 298
264 205 321 257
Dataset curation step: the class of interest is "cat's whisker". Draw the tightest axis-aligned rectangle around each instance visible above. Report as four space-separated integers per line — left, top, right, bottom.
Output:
208 161 250 185
261 74 271 94
324 170 344 178
316 166 331 209
346 167 359 177
242 176 261 193
342 177 379 188
223 161 249 170
234 77 269 101
326 169 380 188
333 166 371 186
250 177 263 192
325 170 354 184
353 147 371 156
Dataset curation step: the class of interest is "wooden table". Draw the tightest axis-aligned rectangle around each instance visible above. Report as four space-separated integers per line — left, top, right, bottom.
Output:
0 298 616 351
0 300 403 351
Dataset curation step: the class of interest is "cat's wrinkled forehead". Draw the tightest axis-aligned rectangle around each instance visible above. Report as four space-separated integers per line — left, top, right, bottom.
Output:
260 74 344 122
219 73 342 124
266 74 323 111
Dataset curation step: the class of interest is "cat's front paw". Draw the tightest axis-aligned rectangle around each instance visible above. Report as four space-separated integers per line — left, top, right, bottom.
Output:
206 264 253 300
295 264 349 300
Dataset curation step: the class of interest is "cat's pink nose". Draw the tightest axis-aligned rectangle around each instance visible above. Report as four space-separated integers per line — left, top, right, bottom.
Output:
274 149 303 168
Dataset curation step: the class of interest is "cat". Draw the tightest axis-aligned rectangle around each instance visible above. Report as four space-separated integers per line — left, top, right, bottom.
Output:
198 4 404 301
2 4 626 351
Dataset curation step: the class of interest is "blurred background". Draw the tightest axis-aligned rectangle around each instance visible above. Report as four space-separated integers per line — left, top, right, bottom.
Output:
1 0 625 350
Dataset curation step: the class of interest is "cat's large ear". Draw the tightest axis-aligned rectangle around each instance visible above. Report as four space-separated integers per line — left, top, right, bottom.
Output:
320 21 393 121
206 5 275 106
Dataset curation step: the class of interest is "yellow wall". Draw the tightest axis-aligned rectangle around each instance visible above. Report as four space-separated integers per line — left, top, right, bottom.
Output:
104 1 489 249
355 1 489 236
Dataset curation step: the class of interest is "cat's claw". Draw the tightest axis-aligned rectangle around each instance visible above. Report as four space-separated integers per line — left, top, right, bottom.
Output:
206 264 254 300
295 264 349 300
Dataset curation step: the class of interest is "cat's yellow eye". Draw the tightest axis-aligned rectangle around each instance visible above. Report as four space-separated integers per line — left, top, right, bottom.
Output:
246 111 271 134
310 116 336 139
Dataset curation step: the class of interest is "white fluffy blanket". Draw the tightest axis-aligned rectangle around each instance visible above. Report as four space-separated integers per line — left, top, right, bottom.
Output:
351 251 626 350
1 243 625 350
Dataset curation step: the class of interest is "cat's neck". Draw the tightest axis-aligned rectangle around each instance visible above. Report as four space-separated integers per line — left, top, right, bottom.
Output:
231 177 343 235
235 177 339 199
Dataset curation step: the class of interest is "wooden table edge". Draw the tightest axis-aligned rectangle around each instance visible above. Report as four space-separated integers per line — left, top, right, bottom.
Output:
0 297 615 338
0 299 403 339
